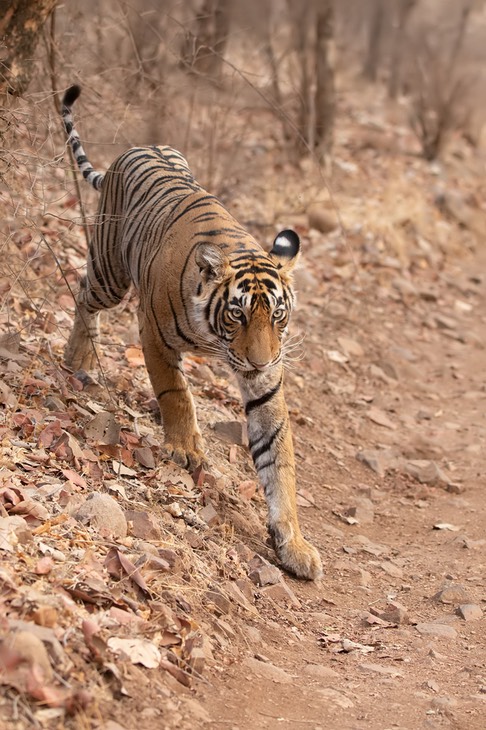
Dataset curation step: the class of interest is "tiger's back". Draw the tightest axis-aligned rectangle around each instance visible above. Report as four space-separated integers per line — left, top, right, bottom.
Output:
62 85 322 581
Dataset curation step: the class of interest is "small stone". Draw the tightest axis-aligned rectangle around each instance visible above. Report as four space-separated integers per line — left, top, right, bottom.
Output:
199 502 219 527
370 600 409 625
144 555 171 572
346 497 374 525
166 502 183 518
74 492 127 538
359 662 403 678
259 582 300 608
303 664 339 680
212 420 248 447
157 548 181 571
205 589 231 615
457 604 482 621
433 583 470 605
367 407 397 430
30 605 58 628
337 336 364 358
44 395 66 411
125 510 161 540
188 647 206 676
405 459 448 485
223 581 257 613
356 449 387 477
4 630 53 682
430 696 458 711
415 623 457 640
379 561 403 578
248 556 282 586
243 656 292 684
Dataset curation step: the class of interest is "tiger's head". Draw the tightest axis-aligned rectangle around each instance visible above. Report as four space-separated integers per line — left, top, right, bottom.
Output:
194 230 300 374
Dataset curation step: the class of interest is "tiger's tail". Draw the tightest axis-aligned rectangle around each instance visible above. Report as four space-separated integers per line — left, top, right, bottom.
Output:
61 85 104 192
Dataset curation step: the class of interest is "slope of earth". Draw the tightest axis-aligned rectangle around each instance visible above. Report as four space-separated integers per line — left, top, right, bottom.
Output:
0 90 485 730
196 234 486 730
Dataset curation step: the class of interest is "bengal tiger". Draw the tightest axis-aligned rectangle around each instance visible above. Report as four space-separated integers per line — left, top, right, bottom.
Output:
61 85 322 580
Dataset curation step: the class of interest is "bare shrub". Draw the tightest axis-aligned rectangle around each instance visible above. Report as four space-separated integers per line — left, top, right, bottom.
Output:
406 0 479 160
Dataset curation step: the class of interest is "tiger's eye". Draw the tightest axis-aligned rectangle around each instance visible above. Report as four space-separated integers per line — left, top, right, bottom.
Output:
272 308 286 322
230 306 245 321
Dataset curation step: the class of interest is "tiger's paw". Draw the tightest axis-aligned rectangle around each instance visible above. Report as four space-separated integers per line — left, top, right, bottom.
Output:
271 527 323 581
164 438 207 472
64 339 98 372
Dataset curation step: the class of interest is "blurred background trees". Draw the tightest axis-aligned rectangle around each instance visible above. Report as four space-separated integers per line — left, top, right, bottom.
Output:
2 0 486 175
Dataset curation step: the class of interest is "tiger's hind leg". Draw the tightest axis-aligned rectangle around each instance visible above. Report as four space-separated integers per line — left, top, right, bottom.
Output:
65 256 130 371
139 318 206 471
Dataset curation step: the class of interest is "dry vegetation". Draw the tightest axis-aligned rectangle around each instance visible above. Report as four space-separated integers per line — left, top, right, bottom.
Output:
1 1 486 729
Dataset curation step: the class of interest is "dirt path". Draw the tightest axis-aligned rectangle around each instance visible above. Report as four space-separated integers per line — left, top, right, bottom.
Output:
194 247 486 729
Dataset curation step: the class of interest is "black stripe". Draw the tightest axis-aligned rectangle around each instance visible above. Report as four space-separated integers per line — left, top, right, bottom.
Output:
156 388 185 400
168 294 198 347
245 378 282 416
251 421 285 462
255 458 276 472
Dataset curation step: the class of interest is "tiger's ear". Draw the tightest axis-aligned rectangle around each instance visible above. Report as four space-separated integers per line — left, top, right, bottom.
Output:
195 243 230 284
269 229 300 275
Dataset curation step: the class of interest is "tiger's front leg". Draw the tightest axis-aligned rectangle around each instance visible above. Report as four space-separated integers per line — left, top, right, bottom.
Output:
238 365 323 580
139 323 206 471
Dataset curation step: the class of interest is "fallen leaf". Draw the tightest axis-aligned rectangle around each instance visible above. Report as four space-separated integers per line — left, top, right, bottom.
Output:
107 637 160 668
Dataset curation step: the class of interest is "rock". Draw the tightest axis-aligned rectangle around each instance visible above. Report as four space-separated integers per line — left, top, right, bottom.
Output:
435 314 458 330
73 493 128 538
457 604 482 621
157 548 181 571
433 583 470 605
243 656 292 684
370 600 409 625
415 623 457 640
223 581 257 613
199 501 219 527
188 647 206 676
379 561 403 578
303 664 339 680
245 626 263 645
44 395 66 411
125 510 161 540
404 460 448 485
356 449 387 477
430 696 458 711
205 589 231 615
3 630 53 682
346 497 374 525
337 336 364 358
144 555 171 572
31 605 58 628
212 420 248 447
259 582 300 608
367 407 397 430
358 662 403 678
248 555 282 587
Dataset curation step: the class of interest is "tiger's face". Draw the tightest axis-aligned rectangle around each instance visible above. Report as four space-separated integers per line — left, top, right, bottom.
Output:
195 230 300 374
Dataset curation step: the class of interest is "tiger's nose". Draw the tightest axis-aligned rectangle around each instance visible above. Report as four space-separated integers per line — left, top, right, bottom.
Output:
248 359 270 371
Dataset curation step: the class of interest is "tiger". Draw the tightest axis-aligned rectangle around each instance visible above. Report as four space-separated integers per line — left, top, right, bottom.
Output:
60 84 322 581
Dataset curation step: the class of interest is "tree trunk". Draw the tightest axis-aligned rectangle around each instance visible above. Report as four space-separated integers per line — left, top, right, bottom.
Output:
0 0 58 96
314 0 335 160
180 0 230 79
388 0 417 99
363 0 384 82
